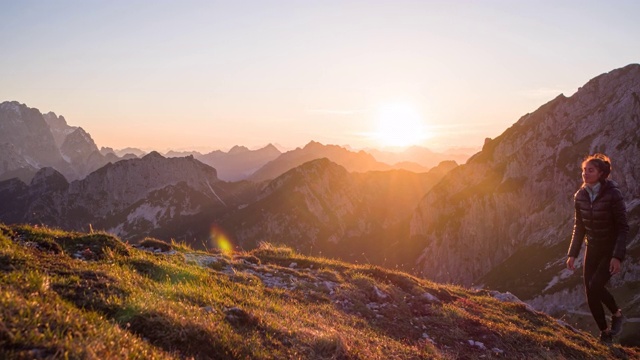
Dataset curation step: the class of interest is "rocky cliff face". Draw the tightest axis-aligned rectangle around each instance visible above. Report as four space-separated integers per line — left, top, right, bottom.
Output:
0 143 38 182
42 112 77 147
409 64 640 331
0 101 72 178
0 101 117 181
59 127 110 178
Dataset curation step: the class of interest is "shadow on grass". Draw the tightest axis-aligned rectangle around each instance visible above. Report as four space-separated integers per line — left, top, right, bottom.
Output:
127 258 200 283
0 253 25 272
126 310 243 360
51 269 128 317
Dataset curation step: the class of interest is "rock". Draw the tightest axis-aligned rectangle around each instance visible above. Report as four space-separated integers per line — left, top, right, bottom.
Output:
201 306 216 314
223 307 256 327
420 292 441 303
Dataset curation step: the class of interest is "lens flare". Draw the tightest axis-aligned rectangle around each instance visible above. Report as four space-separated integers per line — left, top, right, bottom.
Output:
210 225 233 255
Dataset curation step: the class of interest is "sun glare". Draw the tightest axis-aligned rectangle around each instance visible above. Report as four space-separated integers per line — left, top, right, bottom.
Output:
372 103 429 147
210 225 233 255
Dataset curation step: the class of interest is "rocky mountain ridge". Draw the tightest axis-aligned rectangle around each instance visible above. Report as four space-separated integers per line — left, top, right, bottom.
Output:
409 63 640 336
249 141 395 182
0 152 260 241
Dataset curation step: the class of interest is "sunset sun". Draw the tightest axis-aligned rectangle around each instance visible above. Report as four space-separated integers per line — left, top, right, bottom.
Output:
372 103 429 147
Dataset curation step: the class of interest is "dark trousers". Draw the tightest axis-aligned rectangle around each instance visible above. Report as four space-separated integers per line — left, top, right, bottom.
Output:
583 246 619 331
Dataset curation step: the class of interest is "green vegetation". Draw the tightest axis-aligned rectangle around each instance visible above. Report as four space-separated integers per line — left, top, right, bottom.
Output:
1 223 637 359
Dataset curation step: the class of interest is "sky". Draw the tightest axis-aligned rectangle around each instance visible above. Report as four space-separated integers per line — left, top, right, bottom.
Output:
1 0 639 153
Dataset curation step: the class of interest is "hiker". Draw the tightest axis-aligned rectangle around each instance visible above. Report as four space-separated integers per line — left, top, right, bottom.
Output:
566 153 629 343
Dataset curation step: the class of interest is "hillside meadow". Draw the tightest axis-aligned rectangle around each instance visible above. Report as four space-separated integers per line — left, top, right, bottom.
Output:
0 223 637 359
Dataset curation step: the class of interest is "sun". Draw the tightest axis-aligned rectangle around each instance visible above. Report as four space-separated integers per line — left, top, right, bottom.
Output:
371 102 429 148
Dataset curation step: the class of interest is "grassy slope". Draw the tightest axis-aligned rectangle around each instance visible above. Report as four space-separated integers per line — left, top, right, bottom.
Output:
0 223 637 360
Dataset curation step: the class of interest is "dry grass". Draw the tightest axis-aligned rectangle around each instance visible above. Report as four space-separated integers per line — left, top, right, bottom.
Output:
0 223 637 359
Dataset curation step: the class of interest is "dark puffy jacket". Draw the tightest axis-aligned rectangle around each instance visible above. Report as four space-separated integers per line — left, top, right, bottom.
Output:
568 180 629 260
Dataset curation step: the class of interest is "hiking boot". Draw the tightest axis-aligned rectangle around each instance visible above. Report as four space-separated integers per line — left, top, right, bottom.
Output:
600 330 613 344
611 314 625 336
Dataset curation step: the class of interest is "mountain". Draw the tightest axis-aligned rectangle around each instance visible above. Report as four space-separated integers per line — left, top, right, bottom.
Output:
0 152 260 242
100 146 147 158
390 161 430 173
0 101 119 182
408 64 640 338
2 223 637 358
0 143 39 183
249 141 394 182
0 101 73 180
219 158 457 270
112 147 147 157
366 146 475 169
196 144 282 181
42 111 78 147
59 127 111 178
164 150 203 158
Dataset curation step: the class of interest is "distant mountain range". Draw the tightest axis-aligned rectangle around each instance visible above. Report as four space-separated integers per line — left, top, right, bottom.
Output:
99 142 463 182
0 100 472 184
196 145 282 181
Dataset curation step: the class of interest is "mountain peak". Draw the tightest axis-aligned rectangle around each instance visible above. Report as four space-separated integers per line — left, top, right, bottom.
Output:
0 100 27 115
142 151 165 159
228 145 249 154
303 140 325 150
29 166 69 192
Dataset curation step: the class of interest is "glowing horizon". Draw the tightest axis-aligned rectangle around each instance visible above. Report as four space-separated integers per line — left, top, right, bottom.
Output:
1 1 639 153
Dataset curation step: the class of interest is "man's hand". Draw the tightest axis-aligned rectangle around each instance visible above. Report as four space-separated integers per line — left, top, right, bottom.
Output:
566 256 576 271
610 258 621 275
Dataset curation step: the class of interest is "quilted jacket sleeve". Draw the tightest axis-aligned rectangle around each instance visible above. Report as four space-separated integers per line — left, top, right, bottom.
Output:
567 192 586 258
